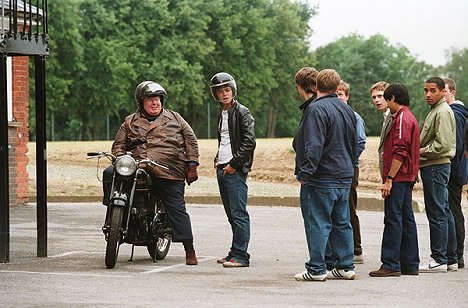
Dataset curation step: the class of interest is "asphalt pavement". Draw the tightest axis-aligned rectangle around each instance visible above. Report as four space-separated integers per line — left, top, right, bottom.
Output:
1 202 467 307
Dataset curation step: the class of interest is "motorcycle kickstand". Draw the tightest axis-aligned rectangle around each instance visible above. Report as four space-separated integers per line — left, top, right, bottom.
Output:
129 245 135 262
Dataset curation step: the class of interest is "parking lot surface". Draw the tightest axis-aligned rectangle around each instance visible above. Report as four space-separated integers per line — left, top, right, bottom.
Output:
1 203 467 307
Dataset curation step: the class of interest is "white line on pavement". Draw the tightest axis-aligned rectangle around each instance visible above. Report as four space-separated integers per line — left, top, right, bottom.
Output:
0 270 130 278
1 253 217 277
143 256 217 274
49 251 103 258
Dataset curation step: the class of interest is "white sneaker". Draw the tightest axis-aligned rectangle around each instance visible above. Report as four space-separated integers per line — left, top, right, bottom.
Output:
327 268 356 280
419 259 447 273
448 263 459 272
294 270 327 282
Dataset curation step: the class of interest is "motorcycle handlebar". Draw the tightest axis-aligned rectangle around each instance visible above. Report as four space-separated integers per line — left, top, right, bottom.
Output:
139 158 170 171
86 151 116 160
86 152 170 171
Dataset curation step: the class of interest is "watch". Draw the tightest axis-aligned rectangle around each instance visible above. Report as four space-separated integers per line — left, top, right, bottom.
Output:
387 175 394 180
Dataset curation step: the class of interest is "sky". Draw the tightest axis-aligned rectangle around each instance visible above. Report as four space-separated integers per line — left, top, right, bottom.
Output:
307 0 468 67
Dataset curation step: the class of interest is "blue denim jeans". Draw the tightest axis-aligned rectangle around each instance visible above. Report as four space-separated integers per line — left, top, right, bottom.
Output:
217 168 250 264
420 164 457 264
300 185 354 275
381 182 419 272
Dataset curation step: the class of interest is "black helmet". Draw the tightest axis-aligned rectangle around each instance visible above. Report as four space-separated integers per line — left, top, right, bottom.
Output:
209 72 237 102
134 81 167 109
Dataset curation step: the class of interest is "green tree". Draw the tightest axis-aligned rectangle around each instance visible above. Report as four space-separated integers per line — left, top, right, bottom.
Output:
263 0 316 137
442 48 468 102
201 0 315 137
75 0 138 140
75 0 215 140
34 0 85 140
314 34 432 135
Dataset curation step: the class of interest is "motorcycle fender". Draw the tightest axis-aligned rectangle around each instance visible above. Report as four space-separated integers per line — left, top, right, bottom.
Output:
110 192 128 207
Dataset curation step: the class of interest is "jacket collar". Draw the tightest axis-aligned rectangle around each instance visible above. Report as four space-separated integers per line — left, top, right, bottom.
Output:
299 95 316 111
391 106 408 118
315 93 338 102
431 99 447 109
134 109 170 130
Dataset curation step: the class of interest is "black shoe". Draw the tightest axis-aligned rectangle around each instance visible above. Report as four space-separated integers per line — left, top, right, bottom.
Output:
458 256 465 269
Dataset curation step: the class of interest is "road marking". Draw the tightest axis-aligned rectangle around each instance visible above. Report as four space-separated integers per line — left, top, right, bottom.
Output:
143 256 217 274
1 253 217 277
0 270 130 278
49 251 103 258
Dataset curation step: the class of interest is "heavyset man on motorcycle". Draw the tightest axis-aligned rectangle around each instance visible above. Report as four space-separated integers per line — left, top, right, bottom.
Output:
103 81 200 265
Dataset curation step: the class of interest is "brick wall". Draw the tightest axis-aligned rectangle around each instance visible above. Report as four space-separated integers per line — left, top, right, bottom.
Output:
8 56 30 205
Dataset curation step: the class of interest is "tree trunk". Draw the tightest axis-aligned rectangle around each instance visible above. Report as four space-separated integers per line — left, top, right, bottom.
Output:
267 105 277 138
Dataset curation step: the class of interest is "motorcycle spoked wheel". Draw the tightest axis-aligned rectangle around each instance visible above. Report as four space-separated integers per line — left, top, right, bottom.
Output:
147 235 171 261
105 206 124 269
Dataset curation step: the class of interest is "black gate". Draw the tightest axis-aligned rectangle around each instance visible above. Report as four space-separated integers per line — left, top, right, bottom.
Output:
0 0 49 262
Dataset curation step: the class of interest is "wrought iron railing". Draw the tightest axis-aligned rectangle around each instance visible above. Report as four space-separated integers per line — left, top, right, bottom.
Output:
0 0 48 55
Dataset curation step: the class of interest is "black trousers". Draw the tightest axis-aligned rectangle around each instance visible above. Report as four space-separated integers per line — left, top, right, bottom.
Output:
448 178 465 258
102 166 193 242
349 167 362 256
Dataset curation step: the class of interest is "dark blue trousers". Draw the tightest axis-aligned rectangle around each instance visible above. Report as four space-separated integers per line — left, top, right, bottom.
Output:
381 181 419 272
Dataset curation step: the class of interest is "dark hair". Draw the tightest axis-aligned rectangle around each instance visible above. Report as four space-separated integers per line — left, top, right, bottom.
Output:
383 83 410 106
294 67 318 94
425 76 445 90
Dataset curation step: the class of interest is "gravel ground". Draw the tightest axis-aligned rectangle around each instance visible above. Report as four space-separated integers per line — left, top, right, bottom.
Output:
25 139 467 209
27 163 302 198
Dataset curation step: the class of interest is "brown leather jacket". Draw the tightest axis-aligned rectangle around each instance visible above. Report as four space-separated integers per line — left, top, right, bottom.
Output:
112 109 199 180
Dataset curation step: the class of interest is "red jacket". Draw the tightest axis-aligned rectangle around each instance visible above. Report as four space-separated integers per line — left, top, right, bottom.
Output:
382 106 420 183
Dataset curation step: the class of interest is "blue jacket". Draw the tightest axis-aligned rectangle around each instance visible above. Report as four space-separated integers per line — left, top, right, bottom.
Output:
354 111 366 167
450 102 468 185
295 93 357 188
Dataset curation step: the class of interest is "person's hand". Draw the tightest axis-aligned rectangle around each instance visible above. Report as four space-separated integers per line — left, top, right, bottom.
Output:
129 137 147 146
186 165 198 185
223 164 236 176
296 176 305 184
381 180 393 199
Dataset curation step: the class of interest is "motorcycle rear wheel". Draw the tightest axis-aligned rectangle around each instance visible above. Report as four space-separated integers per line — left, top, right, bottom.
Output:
147 235 171 260
105 206 124 269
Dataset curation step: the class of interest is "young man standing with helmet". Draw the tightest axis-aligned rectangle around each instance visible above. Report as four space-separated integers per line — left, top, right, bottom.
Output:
103 81 200 265
210 72 256 268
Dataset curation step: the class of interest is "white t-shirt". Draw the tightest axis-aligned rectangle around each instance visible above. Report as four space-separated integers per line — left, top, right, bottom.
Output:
218 110 233 164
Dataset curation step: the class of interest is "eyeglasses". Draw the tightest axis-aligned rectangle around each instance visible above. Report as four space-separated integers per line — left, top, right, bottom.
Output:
372 94 383 99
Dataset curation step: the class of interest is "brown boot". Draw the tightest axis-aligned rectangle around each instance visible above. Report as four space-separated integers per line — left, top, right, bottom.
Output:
369 268 401 277
185 249 198 265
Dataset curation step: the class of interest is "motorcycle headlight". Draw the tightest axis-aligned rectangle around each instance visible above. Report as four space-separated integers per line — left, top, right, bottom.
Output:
115 155 137 176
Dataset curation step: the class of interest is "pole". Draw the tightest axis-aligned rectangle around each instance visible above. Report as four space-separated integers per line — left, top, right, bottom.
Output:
207 101 210 139
0 53 10 263
35 55 47 257
106 114 110 140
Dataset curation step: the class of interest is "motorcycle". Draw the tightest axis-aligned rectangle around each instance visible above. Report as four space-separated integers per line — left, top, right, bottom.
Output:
87 151 172 269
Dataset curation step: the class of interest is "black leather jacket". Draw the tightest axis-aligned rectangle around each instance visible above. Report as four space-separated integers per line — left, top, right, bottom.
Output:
215 100 256 173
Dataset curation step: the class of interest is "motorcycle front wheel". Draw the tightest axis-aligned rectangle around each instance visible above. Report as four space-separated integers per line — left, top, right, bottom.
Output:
105 206 124 269
147 235 171 260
